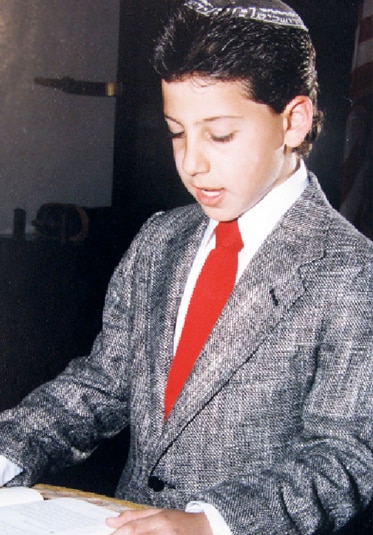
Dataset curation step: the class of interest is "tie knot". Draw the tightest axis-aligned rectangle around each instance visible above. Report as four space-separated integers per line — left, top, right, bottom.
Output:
215 220 243 252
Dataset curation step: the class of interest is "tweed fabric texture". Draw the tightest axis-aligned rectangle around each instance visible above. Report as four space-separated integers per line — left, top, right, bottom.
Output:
0 174 372 534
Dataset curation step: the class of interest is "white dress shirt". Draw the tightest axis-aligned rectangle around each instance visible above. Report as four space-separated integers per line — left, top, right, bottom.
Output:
0 455 22 486
0 162 308 534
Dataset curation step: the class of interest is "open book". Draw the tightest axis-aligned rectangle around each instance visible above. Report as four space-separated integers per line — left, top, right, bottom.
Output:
0 486 119 535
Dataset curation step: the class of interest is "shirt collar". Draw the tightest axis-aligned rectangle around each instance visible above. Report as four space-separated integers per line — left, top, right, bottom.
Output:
204 159 309 251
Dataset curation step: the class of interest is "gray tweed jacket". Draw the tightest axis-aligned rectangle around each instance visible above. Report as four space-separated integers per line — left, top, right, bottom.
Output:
0 174 372 534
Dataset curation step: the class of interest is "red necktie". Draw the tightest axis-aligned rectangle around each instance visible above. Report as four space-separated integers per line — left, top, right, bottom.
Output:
164 219 243 419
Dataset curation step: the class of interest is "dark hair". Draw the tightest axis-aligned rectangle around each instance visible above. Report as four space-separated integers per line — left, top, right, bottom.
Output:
153 5 323 156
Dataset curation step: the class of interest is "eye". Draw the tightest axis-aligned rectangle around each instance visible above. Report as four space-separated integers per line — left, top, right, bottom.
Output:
210 132 235 143
167 129 184 140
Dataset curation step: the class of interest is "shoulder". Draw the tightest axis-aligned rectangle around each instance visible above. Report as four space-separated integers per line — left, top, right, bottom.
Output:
278 172 373 302
113 203 207 275
297 172 373 257
144 203 205 230
131 203 207 250
293 173 373 300
106 203 206 305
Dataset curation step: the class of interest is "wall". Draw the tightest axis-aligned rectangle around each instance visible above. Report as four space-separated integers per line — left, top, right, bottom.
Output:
0 0 120 234
0 1 361 238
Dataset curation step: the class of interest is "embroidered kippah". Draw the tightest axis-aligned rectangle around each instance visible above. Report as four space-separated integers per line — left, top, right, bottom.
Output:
184 0 307 30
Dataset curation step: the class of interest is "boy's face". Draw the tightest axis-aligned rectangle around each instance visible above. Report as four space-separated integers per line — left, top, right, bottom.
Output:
162 76 298 221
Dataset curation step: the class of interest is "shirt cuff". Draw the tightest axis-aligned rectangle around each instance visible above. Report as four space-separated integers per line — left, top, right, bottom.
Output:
0 455 23 486
186 500 233 535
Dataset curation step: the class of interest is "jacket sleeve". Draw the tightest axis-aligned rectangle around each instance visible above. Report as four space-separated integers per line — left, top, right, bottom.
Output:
0 213 161 487
196 253 373 534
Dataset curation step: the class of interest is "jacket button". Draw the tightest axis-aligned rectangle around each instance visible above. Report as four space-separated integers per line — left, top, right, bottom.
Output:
148 475 165 492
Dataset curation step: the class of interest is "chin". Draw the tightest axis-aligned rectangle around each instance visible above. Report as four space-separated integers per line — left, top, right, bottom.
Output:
202 208 241 222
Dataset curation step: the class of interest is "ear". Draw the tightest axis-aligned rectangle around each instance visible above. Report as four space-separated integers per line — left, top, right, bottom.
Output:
283 96 313 149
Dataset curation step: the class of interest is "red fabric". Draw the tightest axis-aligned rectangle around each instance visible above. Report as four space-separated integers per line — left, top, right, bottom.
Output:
164 219 243 419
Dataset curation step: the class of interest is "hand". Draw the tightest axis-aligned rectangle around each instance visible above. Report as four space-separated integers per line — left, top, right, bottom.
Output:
106 507 213 535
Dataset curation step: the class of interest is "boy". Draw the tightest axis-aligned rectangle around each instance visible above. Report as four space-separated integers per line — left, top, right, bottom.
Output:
1 1 372 534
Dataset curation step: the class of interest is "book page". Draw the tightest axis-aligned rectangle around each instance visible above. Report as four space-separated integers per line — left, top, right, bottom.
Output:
0 497 118 535
0 486 43 507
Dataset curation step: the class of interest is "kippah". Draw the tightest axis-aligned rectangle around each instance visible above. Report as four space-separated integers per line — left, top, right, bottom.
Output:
184 0 308 30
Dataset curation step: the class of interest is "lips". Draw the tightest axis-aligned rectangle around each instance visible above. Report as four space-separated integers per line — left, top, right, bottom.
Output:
195 187 224 207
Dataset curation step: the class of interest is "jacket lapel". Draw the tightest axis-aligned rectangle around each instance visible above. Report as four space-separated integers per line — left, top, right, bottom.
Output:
145 211 209 446
154 175 331 459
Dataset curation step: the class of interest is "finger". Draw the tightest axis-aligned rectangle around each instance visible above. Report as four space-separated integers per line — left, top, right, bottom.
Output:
107 509 212 535
106 508 161 528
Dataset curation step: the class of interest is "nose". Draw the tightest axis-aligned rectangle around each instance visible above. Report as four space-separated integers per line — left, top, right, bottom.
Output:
181 137 210 176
